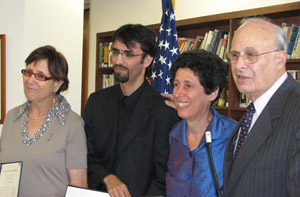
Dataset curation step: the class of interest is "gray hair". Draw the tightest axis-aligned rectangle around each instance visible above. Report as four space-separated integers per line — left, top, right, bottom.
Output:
239 17 288 52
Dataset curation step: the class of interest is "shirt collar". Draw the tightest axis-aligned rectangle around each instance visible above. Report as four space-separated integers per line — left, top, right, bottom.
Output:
170 107 222 146
253 72 287 117
119 80 146 107
14 95 71 125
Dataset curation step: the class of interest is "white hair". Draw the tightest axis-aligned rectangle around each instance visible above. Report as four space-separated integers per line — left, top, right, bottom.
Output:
239 17 288 52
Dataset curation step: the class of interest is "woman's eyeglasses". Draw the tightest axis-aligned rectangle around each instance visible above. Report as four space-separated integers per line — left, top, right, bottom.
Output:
21 69 53 81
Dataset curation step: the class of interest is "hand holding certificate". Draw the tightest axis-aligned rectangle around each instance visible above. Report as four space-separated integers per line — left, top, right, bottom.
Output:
0 161 22 197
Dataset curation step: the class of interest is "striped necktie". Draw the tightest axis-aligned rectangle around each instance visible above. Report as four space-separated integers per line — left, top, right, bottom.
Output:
234 102 255 161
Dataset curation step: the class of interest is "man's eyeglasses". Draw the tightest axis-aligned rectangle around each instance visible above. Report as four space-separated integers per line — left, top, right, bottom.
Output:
21 69 53 81
227 49 279 64
109 49 144 60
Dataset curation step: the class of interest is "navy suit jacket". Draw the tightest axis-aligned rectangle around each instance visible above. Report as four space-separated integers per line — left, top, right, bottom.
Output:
223 75 300 197
84 81 179 196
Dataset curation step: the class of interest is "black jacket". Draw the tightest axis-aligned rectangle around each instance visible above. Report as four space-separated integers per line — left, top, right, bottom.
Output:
84 81 179 196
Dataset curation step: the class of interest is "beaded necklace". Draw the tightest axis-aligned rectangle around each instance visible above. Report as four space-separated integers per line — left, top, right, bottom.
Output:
28 113 47 120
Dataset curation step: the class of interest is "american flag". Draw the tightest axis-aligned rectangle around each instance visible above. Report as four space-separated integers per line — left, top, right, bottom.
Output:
151 0 179 94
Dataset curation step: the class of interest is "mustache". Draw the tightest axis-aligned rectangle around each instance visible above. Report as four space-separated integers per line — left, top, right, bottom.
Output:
113 64 128 71
235 68 247 75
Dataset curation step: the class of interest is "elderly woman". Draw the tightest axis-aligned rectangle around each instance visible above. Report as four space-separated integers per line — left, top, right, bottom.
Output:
0 45 87 196
166 50 237 197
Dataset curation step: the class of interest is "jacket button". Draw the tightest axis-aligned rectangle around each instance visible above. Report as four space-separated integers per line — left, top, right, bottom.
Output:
185 173 190 180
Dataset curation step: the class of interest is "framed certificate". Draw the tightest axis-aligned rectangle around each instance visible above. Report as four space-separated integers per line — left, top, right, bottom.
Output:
65 185 109 197
0 161 22 197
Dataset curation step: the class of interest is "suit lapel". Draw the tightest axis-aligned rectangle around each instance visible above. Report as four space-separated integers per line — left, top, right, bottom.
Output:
224 121 242 184
227 109 273 192
118 83 152 152
226 75 297 193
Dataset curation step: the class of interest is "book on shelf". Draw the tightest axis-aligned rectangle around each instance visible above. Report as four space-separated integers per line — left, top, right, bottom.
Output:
281 22 291 29
287 24 299 59
219 33 228 60
178 37 194 53
99 42 113 68
281 22 300 60
217 84 228 107
181 30 231 64
215 38 223 57
282 22 293 42
183 38 195 52
225 84 229 107
200 32 208 50
239 93 249 108
98 42 104 68
209 29 219 53
178 37 189 53
103 42 109 67
223 32 230 62
287 70 300 82
212 83 228 107
188 39 196 51
108 42 113 67
291 29 300 59
178 38 186 53
204 30 215 52
102 74 116 89
282 24 292 47
211 30 227 54
176 29 229 60
192 35 204 50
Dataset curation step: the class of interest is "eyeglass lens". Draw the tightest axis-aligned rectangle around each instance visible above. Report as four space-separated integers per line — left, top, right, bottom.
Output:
229 49 279 64
109 49 144 59
230 51 258 64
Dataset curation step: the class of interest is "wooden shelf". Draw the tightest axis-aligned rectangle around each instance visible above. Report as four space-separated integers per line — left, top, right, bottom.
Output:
95 2 300 121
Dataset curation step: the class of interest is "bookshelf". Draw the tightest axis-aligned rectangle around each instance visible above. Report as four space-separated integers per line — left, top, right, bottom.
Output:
95 2 300 121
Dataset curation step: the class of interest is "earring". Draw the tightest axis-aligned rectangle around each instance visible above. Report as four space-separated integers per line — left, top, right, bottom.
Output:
53 92 57 106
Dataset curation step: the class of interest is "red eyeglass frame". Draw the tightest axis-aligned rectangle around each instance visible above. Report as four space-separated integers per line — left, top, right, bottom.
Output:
21 69 53 81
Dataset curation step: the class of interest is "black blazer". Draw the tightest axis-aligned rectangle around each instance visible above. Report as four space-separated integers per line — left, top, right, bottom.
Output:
84 81 179 196
223 75 300 197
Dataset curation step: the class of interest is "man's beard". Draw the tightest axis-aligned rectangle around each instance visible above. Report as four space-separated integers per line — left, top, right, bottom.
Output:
113 64 129 82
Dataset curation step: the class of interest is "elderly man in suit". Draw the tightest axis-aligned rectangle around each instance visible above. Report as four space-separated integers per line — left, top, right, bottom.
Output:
83 24 179 197
223 17 300 196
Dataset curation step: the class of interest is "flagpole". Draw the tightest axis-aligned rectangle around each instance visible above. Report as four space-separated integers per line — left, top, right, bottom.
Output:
172 0 175 10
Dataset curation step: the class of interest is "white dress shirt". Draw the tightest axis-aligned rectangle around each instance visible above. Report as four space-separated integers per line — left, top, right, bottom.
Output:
233 72 288 155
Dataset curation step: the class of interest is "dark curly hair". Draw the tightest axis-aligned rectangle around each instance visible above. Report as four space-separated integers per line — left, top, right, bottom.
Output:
171 49 228 102
25 45 69 95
